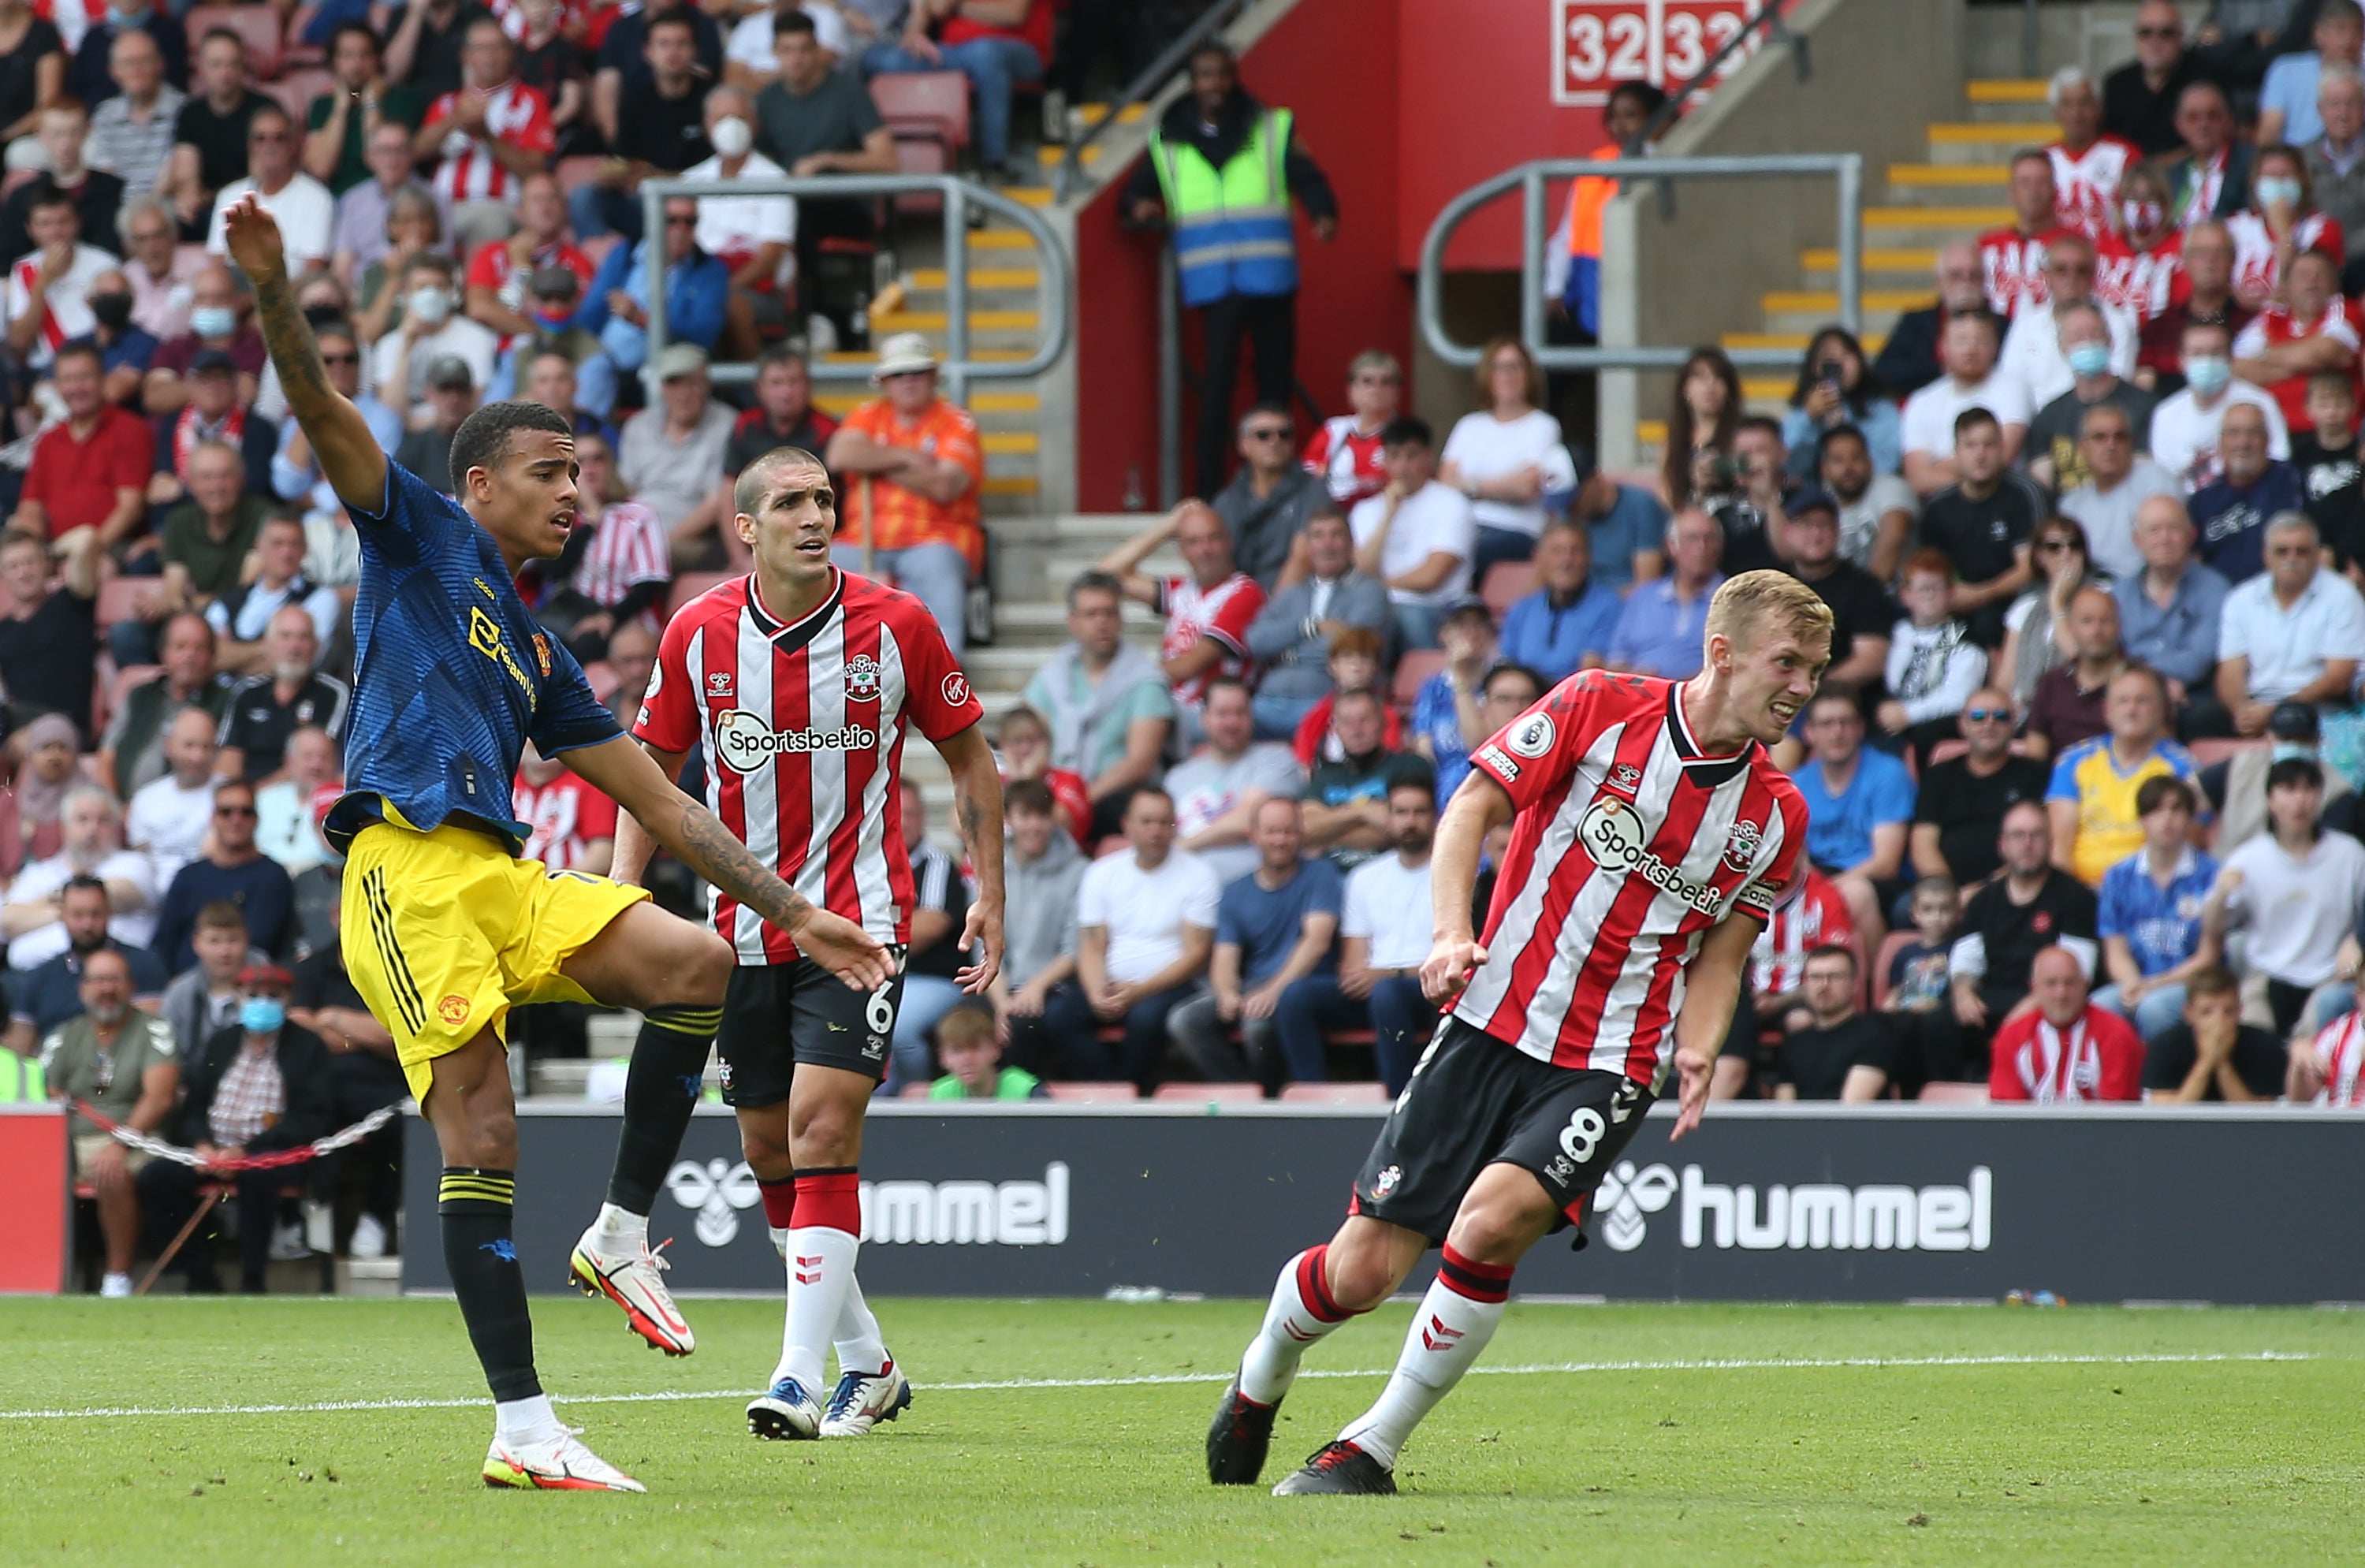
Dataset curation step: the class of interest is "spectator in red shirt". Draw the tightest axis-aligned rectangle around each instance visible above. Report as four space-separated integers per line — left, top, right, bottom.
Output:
143 259 263 415
1976 149 2072 317
723 342 836 504
1302 350 1400 507
995 704 1091 849
1989 944 2143 1101
513 741 619 874
415 18 556 251
862 0 1050 182
11 341 150 559
1093 499 1268 746
461 169 591 348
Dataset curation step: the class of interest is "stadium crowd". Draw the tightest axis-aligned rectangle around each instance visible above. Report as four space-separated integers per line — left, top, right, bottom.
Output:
20 0 2365 1292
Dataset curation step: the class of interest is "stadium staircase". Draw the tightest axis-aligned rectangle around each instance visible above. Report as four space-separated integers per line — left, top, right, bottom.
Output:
1630 77 2055 464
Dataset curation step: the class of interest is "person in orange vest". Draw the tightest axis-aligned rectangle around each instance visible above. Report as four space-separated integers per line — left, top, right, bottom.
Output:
1544 80 1669 342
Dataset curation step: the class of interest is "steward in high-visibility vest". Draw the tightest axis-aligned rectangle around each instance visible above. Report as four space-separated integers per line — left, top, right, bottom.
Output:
1119 42 1338 497
0 1047 43 1102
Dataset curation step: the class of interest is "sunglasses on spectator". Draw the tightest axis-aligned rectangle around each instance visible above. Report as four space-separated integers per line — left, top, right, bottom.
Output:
215 804 257 818
1965 707 2012 723
1244 426 1292 442
250 130 289 143
321 351 359 365
2136 24 2178 37
665 215 698 227
2034 538 2079 553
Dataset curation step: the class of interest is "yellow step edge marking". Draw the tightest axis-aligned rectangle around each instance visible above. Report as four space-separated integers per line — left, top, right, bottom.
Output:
820 347 1032 363
1722 332 1890 353
982 475 1039 495
981 432 1039 455
1740 378 1793 400
812 389 1039 415
1034 143 1101 164
1890 163 2008 185
1864 205 2012 226
1801 247 1939 271
1926 122 2058 144
1762 289 1929 313
869 310 1041 332
1637 419 1667 445
966 229 1034 249
1968 79 2049 102
906 267 1043 290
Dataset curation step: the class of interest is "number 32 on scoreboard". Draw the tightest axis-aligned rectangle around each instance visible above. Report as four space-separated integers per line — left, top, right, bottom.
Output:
1551 0 1767 108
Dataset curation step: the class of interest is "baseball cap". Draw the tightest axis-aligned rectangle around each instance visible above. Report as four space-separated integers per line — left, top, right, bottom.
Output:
1789 487 1840 519
426 355 474 391
190 347 236 374
654 341 709 382
238 962 293 989
2269 702 2321 743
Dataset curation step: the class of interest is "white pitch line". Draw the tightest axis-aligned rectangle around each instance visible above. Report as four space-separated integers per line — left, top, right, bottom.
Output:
0 1350 2318 1422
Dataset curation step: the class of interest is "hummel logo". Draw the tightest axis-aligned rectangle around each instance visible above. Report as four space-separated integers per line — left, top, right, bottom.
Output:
795 1253 823 1286
1420 1313 1463 1352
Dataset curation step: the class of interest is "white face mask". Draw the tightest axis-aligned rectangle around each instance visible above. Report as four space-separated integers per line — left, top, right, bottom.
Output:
407 285 452 327
710 116 752 159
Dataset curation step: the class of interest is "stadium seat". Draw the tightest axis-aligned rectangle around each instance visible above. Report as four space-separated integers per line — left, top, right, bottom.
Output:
1153 1082 1261 1104
870 71 970 151
187 5 282 75
97 578 159 628
264 68 333 121
890 135 948 215
1045 1082 1135 1101
667 572 736 616
1480 561 1536 616
1392 649 1446 708
1278 1082 1391 1104
2188 737 2265 768
582 659 617 704
1869 929 1914 1009
1918 1081 1987 1104
556 155 608 197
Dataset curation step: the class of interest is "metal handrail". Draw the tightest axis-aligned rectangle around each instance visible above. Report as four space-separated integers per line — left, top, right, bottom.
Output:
1052 0 1250 201
636 174 1071 404
1414 152 1863 373
1636 0 1804 152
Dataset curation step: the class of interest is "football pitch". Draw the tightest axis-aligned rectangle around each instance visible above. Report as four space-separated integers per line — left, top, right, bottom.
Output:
4 1295 2359 1566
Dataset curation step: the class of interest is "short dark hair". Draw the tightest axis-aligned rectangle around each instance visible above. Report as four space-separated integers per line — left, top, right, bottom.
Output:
60 873 109 907
732 445 825 517
1483 662 1545 703
1202 674 1252 705
26 188 74 220
2185 964 2238 1001
199 25 245 54
773 8 817 39
1604 80 1669 122
1067 570 1123 609
1815 422 1868 464
1804 941 1857 974
1809 680 1860 714
330 20 382 56
248 101 292 136
1385 776 1436 806
1335 686 1384 716
449 399 575 493
2135 773 2195 816
646 11 697 42
1380 415 1432 450
2268 756 2326 792
1735 413 1784 445
756 341 810 375
50 339 103 374
1953 406 2001 441
1004 777 1055 817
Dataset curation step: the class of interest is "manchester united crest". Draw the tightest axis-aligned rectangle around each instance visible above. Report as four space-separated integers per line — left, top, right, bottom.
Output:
531 632 553 677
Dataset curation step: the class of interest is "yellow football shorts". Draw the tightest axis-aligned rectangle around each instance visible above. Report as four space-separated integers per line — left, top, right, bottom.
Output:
341 820 650 1102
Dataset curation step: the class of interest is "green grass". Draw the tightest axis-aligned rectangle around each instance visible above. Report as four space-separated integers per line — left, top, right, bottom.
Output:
2 1294 2360 1565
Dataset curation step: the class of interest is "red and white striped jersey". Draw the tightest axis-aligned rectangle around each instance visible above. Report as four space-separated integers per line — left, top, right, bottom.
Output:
2224 208 2345 302
568 501 672 615
634 568 983 962
1303 415 1387 505
514 770 620 873
1987 1007 2143 1102
1749 867 1854 999
2308 1011 2365 1104
424 80 557 207
2232 300 2362 427
1454 670 1807 1085
1156 571 1264 706
1978 225 2072 316
2048 136 2141 238
2095 229 2183 322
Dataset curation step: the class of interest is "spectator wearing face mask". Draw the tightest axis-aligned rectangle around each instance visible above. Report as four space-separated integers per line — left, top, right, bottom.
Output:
370 251 498 423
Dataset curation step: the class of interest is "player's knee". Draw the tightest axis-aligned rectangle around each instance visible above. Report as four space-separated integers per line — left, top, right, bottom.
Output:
739 1119 792 1172
682 930 735 999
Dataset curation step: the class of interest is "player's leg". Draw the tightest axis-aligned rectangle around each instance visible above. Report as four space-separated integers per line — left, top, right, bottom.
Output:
424 1031 642 1493
558 899 734 1355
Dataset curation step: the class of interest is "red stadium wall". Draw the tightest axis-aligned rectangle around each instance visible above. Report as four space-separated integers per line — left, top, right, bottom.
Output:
1072 0 1410 512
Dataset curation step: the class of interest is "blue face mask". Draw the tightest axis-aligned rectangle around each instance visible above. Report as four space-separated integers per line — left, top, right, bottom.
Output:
190 305 236 340
2065 341 2112 378
2272 740 2316 763
2184 355 2233 396
2255 176 2304 209
240 996 285 1034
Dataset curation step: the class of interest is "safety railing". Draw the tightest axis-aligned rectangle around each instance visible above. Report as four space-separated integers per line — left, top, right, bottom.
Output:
1051 0 1250 201
637 174 1071 404
1414 151 1864 374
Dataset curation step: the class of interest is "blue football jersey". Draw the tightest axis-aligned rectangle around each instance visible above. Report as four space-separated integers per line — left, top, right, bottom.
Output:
325 460 622 855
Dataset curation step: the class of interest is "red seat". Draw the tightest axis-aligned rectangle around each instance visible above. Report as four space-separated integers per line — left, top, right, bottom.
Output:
2188 737 2265 768
556 155 608 197
264 67 333 121
665 572 736 618
1918 1081 1987 1104
1152 1082 1261 1104
1045 1082 1135 1102
96 578 159 628
1869 929 1914 1009
1926 738 1968 768
186 4 282 76
869 71 969 151
582 659 617 704
1391 650 1446 709
1278 1082 1391 1104
1480 561 1535 616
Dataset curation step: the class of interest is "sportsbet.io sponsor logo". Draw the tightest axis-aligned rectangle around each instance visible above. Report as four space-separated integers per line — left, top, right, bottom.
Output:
713 708 880 771
1590 1160 1994 1253
1577 795 1726 915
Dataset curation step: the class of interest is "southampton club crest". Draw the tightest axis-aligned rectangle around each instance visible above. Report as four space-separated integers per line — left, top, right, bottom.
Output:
1723 818 1763 873
844 654 882 704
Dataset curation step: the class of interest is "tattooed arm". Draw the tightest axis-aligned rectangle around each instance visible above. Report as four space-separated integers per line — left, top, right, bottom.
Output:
567 733 894 991
934 719 1005 993
221 196 389 513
